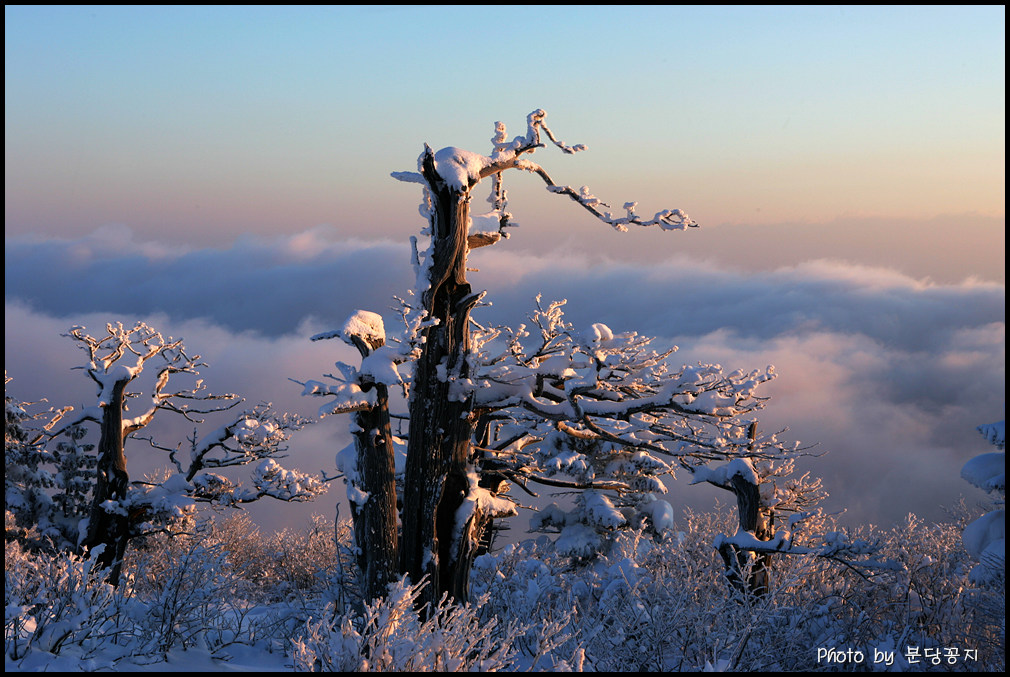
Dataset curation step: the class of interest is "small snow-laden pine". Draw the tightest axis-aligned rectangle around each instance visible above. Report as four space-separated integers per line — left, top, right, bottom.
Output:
5 374 81 550
961 417 1005 585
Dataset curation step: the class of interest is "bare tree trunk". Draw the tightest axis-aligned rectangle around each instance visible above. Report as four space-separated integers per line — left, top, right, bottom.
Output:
718 421 774 598
400 148 482 609
81 379 130 585
718 474 773 597
349 375 399 604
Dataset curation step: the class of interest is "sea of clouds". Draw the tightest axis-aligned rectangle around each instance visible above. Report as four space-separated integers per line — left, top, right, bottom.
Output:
5 224 1004 532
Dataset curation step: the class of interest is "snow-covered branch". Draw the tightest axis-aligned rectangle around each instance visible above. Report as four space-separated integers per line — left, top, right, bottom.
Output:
713 526 900 579
392 109 697 247
119 405 327 531
55 323 241 439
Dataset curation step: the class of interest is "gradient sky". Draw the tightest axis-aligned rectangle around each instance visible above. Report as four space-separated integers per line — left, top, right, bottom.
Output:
4 6 1006 533
6 6 1005 273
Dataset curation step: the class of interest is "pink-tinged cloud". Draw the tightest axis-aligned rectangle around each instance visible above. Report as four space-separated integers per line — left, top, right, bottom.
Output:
4 226 1003 531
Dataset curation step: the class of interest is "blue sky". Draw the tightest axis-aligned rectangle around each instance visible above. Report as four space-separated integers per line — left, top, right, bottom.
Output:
6 6 1004 256
4 6 1005 531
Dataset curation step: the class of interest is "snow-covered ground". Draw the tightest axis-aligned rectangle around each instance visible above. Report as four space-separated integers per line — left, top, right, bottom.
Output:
6 507 1005 672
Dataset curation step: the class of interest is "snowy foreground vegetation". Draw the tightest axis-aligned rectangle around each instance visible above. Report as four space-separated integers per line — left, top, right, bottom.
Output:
5 507 1005 671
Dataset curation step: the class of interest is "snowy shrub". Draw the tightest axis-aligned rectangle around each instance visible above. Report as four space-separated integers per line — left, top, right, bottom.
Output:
4 511 344 669
5 537 118 662
6 499 1003 672
126 538 239 657
290 579 527 672
470 536 583 668
473 505 1004 672
124 512 345 609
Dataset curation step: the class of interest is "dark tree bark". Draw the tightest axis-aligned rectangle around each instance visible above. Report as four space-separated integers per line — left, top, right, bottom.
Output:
383 112 698 609
345 334 400 604
81 379 131 586
400 147 484 609
718 473 774 597
717 421 774 598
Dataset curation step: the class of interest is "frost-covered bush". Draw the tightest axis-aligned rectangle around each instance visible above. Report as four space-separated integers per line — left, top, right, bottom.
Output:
5 535 117 662
122 512 346 610
5 512 343 668
472 506 1004 672
290 576 582 672
291 579 515 672
7 504 1003 671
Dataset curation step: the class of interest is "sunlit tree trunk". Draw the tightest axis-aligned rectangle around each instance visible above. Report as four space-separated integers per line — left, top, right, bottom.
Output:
81 379 131 585
718 422 775 597
400 147 483 609
347 340 400 604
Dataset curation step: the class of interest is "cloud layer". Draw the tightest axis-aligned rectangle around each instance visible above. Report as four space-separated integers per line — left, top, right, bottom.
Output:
5 226 1005 530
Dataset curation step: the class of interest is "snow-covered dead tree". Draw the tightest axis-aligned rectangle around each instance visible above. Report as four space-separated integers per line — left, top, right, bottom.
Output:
295 311 407 604
395 111 696 609
51 322 327 585
42 323 195 581
304 110 814 610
